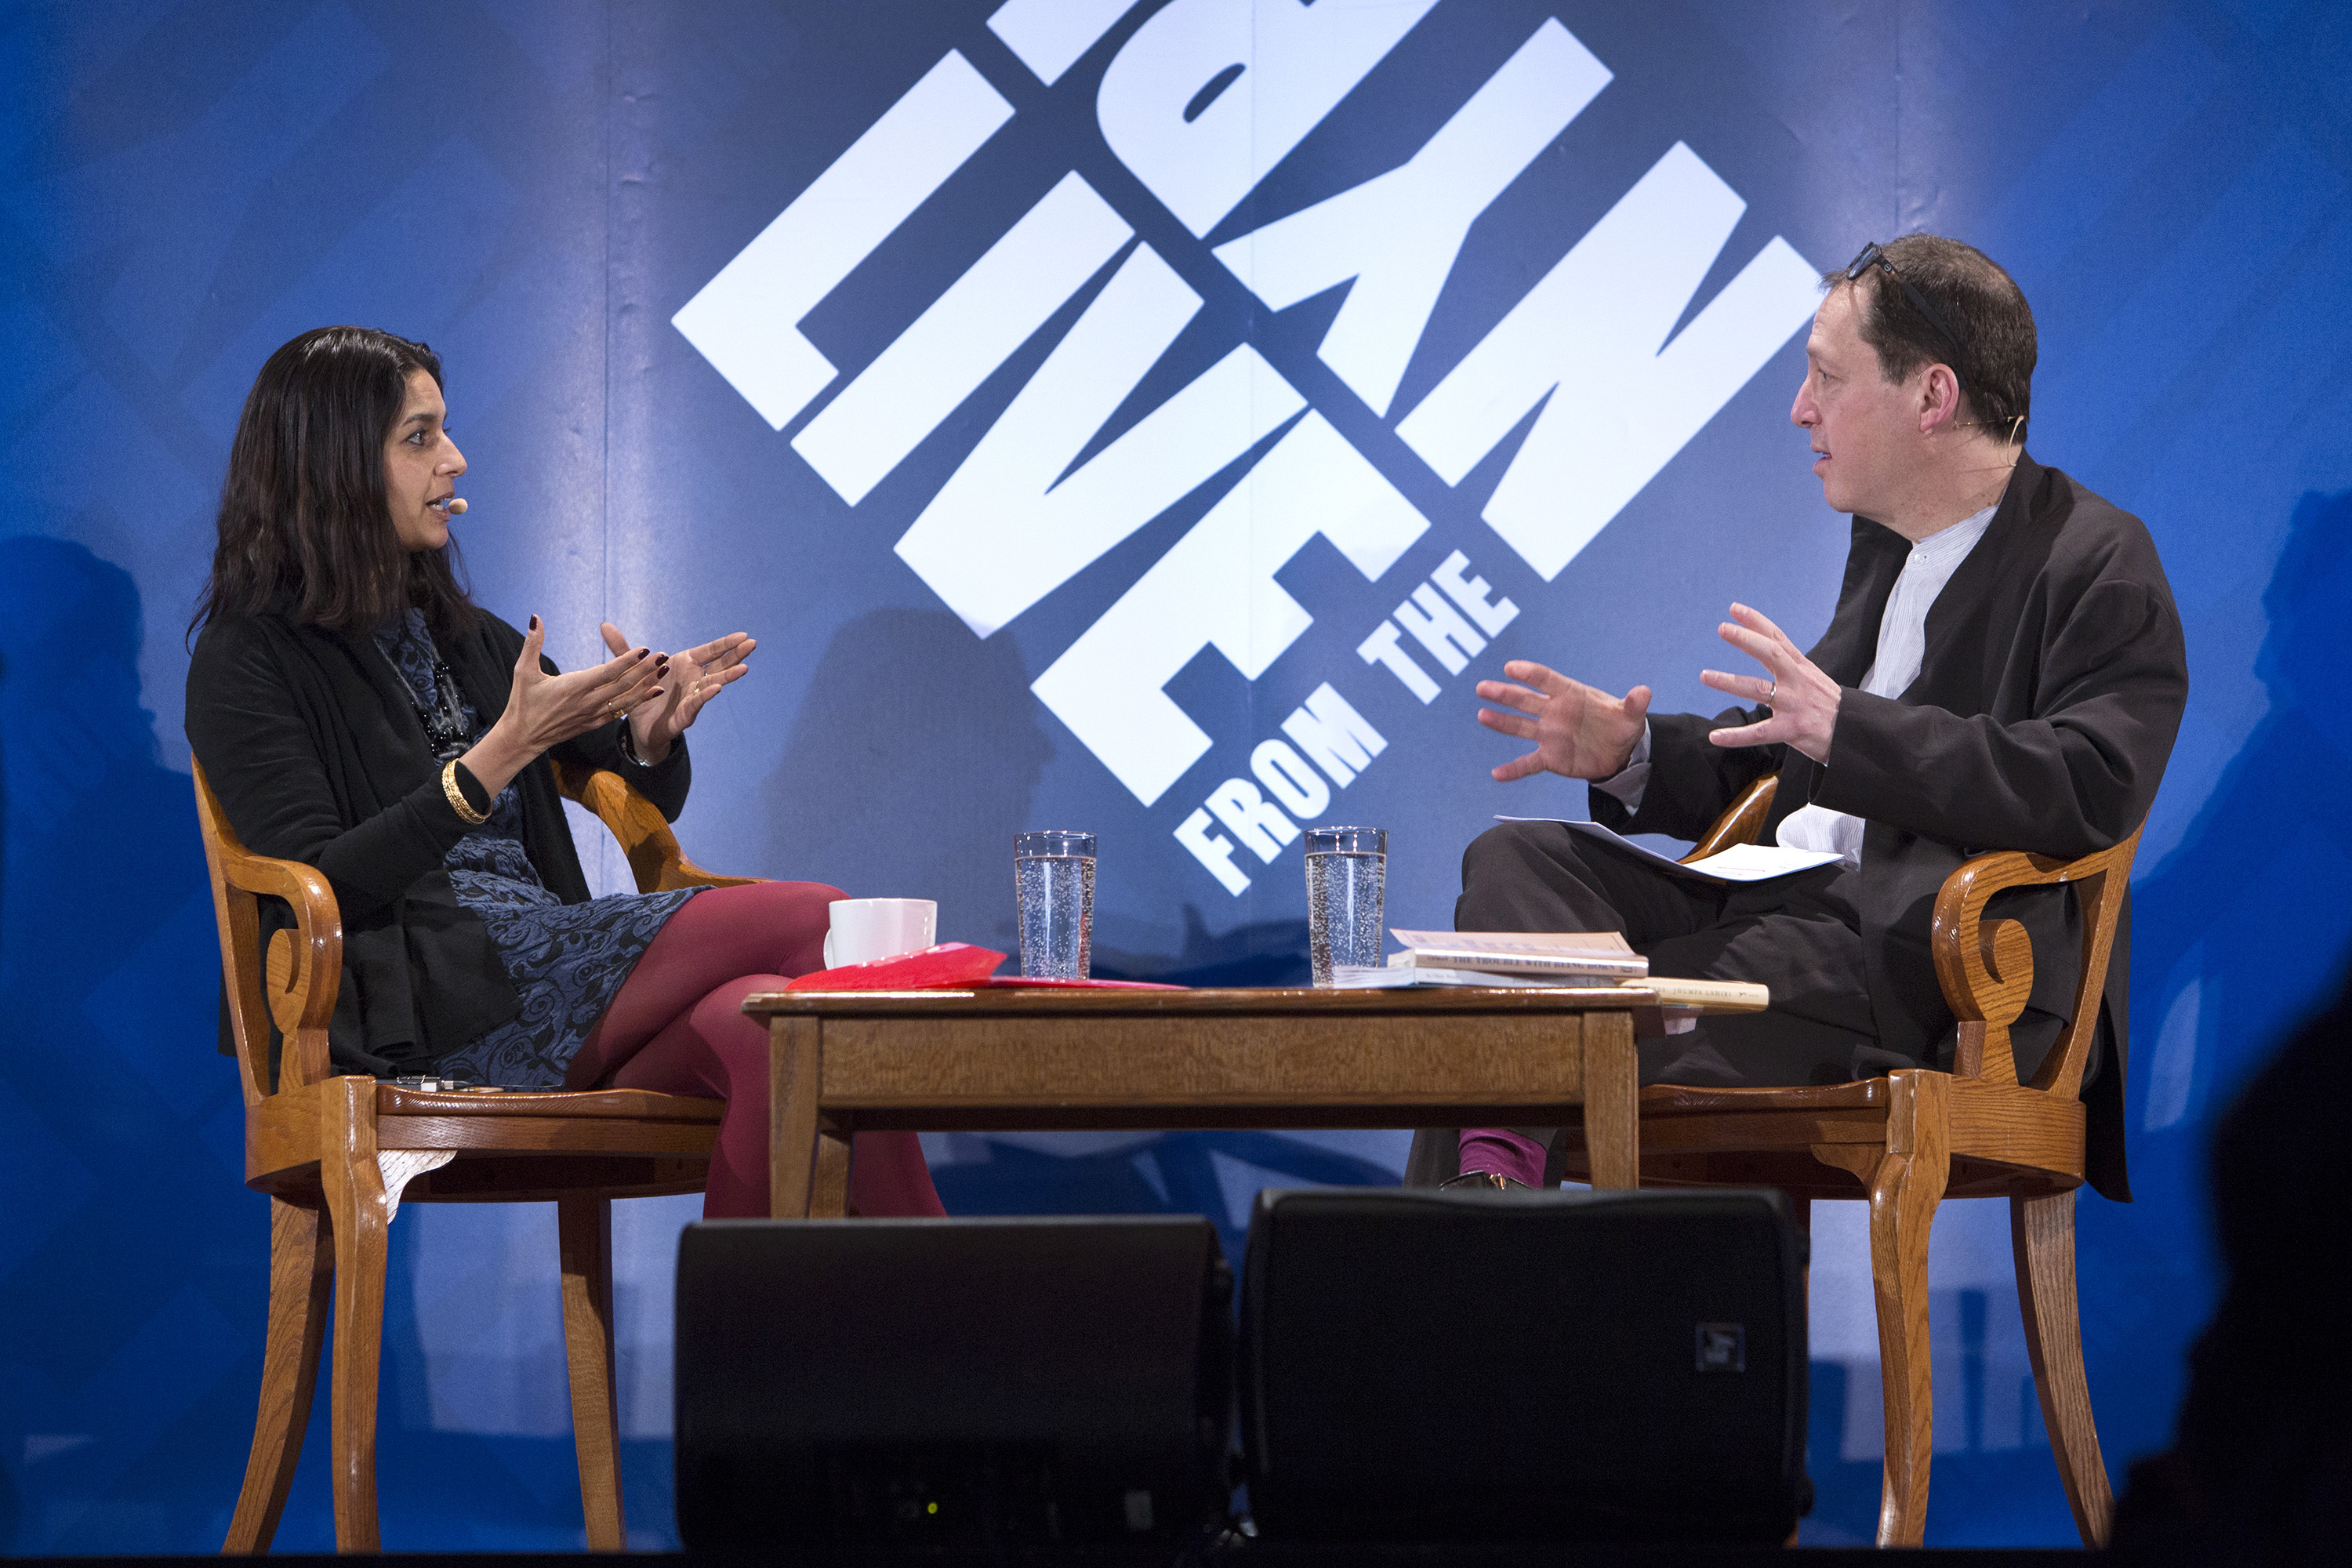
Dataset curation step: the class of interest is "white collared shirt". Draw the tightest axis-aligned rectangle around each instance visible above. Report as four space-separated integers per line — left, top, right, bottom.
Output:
1776 500 1998 862
1595 501 1999 868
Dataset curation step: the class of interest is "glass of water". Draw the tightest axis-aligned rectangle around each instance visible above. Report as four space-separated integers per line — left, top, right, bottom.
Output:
1015 830 1096 979
1305 826 1386 986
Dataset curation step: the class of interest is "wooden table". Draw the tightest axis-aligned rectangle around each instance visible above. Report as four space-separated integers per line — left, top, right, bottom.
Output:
745 985 1657 1218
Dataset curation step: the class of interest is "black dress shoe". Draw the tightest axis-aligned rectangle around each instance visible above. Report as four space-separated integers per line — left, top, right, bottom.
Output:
1437 1170 1530 1191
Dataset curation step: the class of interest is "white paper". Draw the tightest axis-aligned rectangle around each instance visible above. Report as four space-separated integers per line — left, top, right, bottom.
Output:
1497 818 1843 884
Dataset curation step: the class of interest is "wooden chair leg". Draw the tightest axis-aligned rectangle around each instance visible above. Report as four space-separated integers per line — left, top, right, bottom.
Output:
224 1196 334 1553
559 1196 627 1551
319 1080 390 1552
1864 1072 1950 1547
2012 1189 2114 1546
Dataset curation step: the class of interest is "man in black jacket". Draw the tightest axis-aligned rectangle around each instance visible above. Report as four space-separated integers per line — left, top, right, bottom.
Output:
1413 235 2187 1201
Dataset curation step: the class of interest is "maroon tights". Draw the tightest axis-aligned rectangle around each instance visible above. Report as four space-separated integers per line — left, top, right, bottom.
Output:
564 880 946 1220
1457 1128 1549 1187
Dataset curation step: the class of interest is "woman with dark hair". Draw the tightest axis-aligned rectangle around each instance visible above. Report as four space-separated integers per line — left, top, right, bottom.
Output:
187 325 942 1218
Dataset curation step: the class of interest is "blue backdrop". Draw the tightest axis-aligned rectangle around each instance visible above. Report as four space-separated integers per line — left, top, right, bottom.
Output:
4 0 2349 1550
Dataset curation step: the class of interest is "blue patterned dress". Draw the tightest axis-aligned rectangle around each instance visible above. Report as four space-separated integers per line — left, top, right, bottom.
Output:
376 611 696 1086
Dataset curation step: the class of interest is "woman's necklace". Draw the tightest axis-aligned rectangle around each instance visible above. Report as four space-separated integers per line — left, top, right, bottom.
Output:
381 619 474 761
414 652 473 761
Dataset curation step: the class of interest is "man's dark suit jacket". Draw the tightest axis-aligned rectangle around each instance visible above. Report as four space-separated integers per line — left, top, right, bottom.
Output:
1592 453 2185 1200
186 607 689 1085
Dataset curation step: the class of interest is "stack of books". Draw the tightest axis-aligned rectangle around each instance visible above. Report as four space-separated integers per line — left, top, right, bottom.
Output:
1331 931 1769 1012
1330 930 1645 989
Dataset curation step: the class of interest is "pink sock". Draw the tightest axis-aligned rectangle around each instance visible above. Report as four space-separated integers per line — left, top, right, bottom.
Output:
1457 1128 1548 1187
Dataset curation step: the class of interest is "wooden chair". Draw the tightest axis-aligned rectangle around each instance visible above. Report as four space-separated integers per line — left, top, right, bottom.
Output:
1556 775 2138 1548
197 755 756 1553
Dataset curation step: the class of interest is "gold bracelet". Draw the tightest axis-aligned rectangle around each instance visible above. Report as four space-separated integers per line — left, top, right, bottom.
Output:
442 759 489 826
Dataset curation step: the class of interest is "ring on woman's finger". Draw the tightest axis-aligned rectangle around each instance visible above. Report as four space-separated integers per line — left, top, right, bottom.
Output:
1766 681 1777 705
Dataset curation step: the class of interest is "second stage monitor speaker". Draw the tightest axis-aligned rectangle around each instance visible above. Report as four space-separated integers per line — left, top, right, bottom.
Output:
1240 1186 1809 1544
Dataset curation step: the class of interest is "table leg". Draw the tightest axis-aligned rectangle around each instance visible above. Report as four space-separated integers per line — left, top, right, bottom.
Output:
812 1130 851 1219
1584 1010 1640 1189
768 1014 820 1219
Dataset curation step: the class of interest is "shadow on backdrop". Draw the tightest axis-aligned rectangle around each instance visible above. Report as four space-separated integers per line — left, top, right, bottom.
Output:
0 539 252 1552
1093 905 1314 988
2130 488 2352 1087
763 607 1053 949
2111 956 2352 1561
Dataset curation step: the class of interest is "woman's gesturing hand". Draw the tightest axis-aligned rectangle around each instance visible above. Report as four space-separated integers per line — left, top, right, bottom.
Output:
462 615 666 798
601 622 755 764
1700 603 1840 763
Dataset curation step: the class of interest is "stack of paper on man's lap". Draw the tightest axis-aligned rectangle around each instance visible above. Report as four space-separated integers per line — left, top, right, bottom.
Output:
1332 929 1768 1013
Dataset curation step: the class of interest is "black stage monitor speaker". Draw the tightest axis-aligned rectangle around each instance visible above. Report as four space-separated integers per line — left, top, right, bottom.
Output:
675 1216 1232 1552
1240 1187 1807 1544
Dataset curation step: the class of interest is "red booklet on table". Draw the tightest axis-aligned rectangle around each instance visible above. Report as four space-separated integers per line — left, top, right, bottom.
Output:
782 942 1184 992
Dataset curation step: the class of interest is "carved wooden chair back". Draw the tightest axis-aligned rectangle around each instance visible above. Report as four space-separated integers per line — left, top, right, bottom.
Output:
194 757 337 1102
1684 773 2141 1108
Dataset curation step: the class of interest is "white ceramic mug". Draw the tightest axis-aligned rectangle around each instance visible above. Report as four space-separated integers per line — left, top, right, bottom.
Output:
823 898 938 967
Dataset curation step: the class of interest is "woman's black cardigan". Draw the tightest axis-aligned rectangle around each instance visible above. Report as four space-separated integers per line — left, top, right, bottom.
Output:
186 607 689 1083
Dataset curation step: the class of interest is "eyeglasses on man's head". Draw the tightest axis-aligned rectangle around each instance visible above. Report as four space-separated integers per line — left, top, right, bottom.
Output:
1844 241 1966 385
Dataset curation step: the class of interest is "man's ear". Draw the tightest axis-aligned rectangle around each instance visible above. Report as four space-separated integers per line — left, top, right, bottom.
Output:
1916 363 1964 433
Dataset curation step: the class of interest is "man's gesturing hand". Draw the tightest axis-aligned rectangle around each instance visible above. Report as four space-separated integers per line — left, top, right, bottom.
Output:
1476 660 1653 782
1701 603 1839 762
601 622 755 764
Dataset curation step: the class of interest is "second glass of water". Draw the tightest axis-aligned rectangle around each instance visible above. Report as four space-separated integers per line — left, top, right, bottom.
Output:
1305 826 1386 985
1015 829 1095 979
